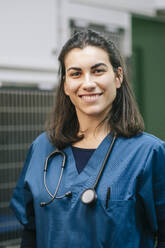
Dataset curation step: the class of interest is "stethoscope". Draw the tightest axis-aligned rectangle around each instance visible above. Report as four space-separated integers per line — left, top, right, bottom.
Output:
40 135 116 207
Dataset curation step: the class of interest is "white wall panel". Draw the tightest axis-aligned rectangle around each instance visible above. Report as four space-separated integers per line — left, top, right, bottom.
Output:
0 0 57 68
71 0 156 15
155 0 165 9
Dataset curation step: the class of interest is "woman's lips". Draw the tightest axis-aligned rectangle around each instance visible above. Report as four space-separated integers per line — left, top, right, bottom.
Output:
79 93 103 102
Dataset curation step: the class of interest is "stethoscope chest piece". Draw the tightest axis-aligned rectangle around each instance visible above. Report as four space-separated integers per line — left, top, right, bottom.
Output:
81 188 97 205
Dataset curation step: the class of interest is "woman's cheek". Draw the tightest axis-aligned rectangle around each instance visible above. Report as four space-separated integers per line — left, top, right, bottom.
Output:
68 81 81 92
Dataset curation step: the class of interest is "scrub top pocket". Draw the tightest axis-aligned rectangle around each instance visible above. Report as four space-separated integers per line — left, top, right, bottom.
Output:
97 199 136 247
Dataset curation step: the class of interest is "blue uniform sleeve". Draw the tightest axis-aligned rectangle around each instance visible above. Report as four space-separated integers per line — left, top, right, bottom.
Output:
10 143 36 230
138 141 165 240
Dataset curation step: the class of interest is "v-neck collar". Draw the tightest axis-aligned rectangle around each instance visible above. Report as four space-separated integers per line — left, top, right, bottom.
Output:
63 133 114 192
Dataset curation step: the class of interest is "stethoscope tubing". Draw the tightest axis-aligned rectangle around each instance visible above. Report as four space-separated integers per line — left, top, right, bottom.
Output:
40 134 116 207
93 134 116 189
40 150 69 207
44 163 65 199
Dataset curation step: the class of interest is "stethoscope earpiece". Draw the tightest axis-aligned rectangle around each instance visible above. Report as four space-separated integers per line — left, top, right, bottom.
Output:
65 191 72 197
40 202 46 207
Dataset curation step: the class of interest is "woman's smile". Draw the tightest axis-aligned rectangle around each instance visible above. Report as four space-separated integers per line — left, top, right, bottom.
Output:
79 93 103 103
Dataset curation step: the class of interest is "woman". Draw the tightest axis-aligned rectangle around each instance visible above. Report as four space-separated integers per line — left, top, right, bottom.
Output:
11 29 165 248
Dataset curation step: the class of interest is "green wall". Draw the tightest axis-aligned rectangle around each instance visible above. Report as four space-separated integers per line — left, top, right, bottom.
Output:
132 15 165 140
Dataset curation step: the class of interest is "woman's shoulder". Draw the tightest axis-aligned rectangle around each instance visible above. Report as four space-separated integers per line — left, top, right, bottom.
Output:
33 132 48 143
137 132 164 145
118 132 165 151
32 132 55 150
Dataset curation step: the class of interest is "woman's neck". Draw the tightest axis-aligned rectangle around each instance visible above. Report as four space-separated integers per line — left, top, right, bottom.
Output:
74 116 110 149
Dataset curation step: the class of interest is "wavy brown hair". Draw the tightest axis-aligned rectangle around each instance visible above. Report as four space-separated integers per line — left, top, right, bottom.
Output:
47 29 144 149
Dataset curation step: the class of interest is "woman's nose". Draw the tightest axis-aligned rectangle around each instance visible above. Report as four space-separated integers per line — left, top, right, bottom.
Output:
82 74 96 91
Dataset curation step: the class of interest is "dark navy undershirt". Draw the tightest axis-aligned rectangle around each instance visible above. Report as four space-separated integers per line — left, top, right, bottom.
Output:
21 147 165 248
71 146 95 173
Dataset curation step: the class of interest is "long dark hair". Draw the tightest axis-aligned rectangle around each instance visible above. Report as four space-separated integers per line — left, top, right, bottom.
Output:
47 29 144 149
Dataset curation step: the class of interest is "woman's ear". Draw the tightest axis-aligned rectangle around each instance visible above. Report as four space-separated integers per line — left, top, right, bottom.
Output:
115 67 123 88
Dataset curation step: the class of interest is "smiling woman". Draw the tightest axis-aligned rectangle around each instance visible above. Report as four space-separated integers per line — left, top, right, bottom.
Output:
48 29 144 149
63 46 122 126
10 29 165 248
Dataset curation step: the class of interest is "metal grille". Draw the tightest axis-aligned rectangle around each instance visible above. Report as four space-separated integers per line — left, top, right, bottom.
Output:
69 19 124 52
0 87 55 247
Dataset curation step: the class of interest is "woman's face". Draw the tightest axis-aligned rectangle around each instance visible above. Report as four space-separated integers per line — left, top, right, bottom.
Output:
64 45 123 120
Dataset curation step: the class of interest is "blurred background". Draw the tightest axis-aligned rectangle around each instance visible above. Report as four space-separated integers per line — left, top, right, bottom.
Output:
0 0 165 247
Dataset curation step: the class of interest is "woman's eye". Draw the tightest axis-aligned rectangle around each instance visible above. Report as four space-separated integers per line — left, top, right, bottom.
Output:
71 72 81 77
93 69 105 75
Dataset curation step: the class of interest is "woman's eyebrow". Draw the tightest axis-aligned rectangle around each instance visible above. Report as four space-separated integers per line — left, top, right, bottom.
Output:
67 63 108 72
67 67 81 72
91 63 108 70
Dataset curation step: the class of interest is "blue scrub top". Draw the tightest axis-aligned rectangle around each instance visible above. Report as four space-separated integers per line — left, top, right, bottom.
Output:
10 132 165 248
